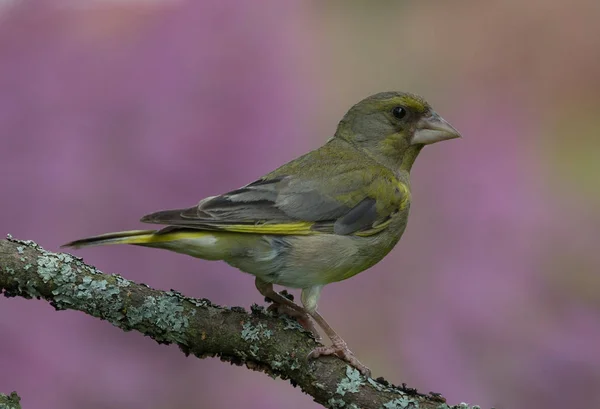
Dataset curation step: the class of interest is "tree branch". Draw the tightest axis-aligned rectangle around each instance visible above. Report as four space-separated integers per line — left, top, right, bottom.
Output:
0 392 22 409
0 237 480 409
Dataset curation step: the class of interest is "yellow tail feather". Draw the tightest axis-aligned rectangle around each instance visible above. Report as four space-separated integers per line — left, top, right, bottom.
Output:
61 230 157 249
62 229 224 261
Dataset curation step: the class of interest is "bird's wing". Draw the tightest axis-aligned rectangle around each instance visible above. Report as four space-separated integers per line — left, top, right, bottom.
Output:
141 144 410 236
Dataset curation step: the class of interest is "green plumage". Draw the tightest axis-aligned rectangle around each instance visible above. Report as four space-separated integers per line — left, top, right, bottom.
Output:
63 91 461 375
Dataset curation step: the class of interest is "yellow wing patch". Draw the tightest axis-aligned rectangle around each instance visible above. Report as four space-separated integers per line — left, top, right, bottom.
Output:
353 217 393 237
397 181 411 211
211 182 409 237
355 181 410 237
143 231 216 243
216 221 318 235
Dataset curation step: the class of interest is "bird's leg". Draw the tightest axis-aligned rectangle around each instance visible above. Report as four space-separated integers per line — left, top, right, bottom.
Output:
254 278 320 339
301 286 371 377
255 277 304 313
307 310 371 377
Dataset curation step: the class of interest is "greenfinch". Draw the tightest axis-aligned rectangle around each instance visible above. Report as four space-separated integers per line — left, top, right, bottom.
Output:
63 92 461 376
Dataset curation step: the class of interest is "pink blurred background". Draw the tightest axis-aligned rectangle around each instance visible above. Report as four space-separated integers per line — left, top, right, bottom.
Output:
2 1 600 408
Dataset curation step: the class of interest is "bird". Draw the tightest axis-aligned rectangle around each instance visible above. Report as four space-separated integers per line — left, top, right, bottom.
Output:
63 91 461 376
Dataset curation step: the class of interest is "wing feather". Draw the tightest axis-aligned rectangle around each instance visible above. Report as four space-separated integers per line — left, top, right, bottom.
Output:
141 140 409 236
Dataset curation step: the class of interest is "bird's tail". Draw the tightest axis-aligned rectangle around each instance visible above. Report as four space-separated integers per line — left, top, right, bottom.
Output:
61 230 158 249
61 229 226 261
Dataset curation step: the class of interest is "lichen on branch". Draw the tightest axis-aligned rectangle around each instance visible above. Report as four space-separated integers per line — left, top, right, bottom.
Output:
0 392 22 409
0 236 479 409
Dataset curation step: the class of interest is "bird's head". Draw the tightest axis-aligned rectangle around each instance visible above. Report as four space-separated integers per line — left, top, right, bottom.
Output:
335 92 461 171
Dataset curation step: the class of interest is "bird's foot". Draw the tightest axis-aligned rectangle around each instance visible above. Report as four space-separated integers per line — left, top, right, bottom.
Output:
308 337 371 377
267 303 321 341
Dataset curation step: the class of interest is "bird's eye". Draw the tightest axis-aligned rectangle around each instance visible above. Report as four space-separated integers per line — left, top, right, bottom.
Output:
392 106 407 120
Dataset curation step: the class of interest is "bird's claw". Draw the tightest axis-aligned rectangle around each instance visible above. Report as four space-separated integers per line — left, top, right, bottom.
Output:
268 303 321 341
308 342 371 377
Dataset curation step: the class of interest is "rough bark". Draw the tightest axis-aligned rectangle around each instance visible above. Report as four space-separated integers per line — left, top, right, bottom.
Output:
0 237 482 409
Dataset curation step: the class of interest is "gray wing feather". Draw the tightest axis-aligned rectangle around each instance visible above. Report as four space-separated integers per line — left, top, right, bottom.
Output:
196 176 352 223
333 198 378 235
141 173 386 236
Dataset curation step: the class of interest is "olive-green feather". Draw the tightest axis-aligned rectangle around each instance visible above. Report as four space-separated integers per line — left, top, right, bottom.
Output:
140 138 410 237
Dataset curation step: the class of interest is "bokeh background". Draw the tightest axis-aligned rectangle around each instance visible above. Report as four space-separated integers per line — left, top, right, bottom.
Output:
2 1 600 408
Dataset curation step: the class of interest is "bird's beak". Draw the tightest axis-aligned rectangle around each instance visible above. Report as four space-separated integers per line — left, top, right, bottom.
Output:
412 112 462 145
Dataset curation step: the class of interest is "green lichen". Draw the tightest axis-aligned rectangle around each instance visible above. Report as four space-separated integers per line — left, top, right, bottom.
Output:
56 253 76 264
127 295 189 339
38 253 80 308
127 297 156 325
382 397 419 409
328 397 346 408
240 321 272 342
35 250 126 320
9 240 198 345
288 356 301 370
336 366 364 396
270 354 285 369
241 321 262 342
249 344 260 357
37 254 61 282
154 296 187 330
72 276 122 318
5 240 208 347
239 320 289 368
114 275 131 287
25 280 41 298
267 352 301 372
76 277 108 297
6 235 37 248
0 391 21 409
282 315 305 331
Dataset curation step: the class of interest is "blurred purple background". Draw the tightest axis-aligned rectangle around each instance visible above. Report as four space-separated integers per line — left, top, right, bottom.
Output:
2 1 600 408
